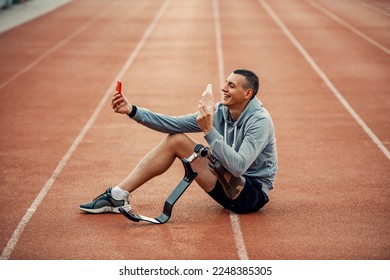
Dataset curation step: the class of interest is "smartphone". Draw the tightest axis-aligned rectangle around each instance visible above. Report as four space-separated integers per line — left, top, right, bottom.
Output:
116 80 122 94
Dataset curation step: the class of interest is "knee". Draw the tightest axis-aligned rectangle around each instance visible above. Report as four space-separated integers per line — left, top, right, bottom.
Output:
164 133 188 146
163 134 196 157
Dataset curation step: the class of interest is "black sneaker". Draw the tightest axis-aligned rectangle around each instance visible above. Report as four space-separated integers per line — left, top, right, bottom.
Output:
79 187 131 214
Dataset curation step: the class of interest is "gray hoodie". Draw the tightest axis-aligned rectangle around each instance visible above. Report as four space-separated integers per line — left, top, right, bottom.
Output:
130 97 278 194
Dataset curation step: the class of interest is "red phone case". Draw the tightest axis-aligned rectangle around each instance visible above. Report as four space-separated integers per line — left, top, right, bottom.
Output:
116 80 122 94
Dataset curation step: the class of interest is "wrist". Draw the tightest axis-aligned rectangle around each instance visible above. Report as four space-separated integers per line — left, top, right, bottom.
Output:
128 105 137 118
203 127 212 134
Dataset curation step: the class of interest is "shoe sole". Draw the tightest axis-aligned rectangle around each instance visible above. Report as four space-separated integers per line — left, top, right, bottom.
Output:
79 204 132 214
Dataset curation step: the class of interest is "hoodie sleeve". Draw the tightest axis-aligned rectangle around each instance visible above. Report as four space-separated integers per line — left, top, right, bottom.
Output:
204 116 271 177
131 107 201 133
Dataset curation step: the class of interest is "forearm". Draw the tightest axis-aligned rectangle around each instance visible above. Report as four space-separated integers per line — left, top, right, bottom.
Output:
129 106 201 134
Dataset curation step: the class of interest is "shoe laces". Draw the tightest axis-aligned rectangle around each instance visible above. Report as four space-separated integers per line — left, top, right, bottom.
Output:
93 188 111 201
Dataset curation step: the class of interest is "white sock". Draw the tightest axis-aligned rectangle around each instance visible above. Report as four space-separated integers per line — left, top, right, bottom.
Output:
111 186 130 200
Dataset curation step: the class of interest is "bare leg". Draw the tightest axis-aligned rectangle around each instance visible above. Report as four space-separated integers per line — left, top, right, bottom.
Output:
118 134 217 193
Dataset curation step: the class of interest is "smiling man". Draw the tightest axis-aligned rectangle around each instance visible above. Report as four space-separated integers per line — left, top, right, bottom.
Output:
79 69 278 215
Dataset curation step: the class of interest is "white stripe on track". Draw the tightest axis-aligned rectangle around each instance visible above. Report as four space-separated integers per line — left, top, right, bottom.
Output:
357 0 390 17
213 0 225 91
259 0 390 161
306 0 390 55
212 0 249 261
0 1 111 91
0 0 172 260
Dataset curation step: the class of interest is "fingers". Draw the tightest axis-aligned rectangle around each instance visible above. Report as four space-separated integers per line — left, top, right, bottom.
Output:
112 93 130 114
111 93 124 109
197 100 213 133
198 101 209 116
111 91 132 114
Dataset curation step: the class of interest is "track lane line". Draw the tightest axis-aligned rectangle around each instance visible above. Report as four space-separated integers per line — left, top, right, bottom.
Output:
356 0 390 17
305 0 390 55
258 0 390 161
0 1 119 91
212 0 249 261
0 0 172 260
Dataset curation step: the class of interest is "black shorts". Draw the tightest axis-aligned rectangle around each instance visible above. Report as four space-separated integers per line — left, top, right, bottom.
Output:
207 176 269 214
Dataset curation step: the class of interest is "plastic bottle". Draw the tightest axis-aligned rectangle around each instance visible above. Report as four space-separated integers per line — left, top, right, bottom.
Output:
201 84 214 113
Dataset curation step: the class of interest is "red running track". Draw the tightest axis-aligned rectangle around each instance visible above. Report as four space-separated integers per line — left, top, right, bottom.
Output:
0 0 389 260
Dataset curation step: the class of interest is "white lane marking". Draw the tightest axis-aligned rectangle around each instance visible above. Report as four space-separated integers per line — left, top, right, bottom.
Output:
306 0 390 54
0 0 172 260
212 0 249 261
0 1 112 91
356 0 390 17
258 0 390 160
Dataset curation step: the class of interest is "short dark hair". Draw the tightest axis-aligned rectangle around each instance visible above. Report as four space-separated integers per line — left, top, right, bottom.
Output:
233 69 259 99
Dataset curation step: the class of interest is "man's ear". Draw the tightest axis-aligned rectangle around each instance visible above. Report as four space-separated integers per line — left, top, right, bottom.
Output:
244 88 254 100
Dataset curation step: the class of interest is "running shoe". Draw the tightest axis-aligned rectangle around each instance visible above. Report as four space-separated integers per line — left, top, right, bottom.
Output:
79 187 131 214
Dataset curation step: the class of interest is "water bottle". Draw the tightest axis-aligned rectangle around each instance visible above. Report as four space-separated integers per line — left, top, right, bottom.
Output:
201 84 214 113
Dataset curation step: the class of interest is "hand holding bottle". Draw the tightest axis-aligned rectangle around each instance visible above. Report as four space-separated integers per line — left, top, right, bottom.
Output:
197 84 214 134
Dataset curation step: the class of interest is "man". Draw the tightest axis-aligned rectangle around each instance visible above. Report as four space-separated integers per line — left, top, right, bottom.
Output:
79 69 278 215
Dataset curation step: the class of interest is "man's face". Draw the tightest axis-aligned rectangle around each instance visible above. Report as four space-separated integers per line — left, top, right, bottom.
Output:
221 73 250 108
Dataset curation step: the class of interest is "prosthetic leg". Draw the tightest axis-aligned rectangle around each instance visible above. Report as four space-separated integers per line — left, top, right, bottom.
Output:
119 144 207 224
119 144 246 224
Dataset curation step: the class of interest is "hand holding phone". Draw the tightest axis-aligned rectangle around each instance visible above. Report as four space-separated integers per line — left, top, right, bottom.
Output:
113 80 131 114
